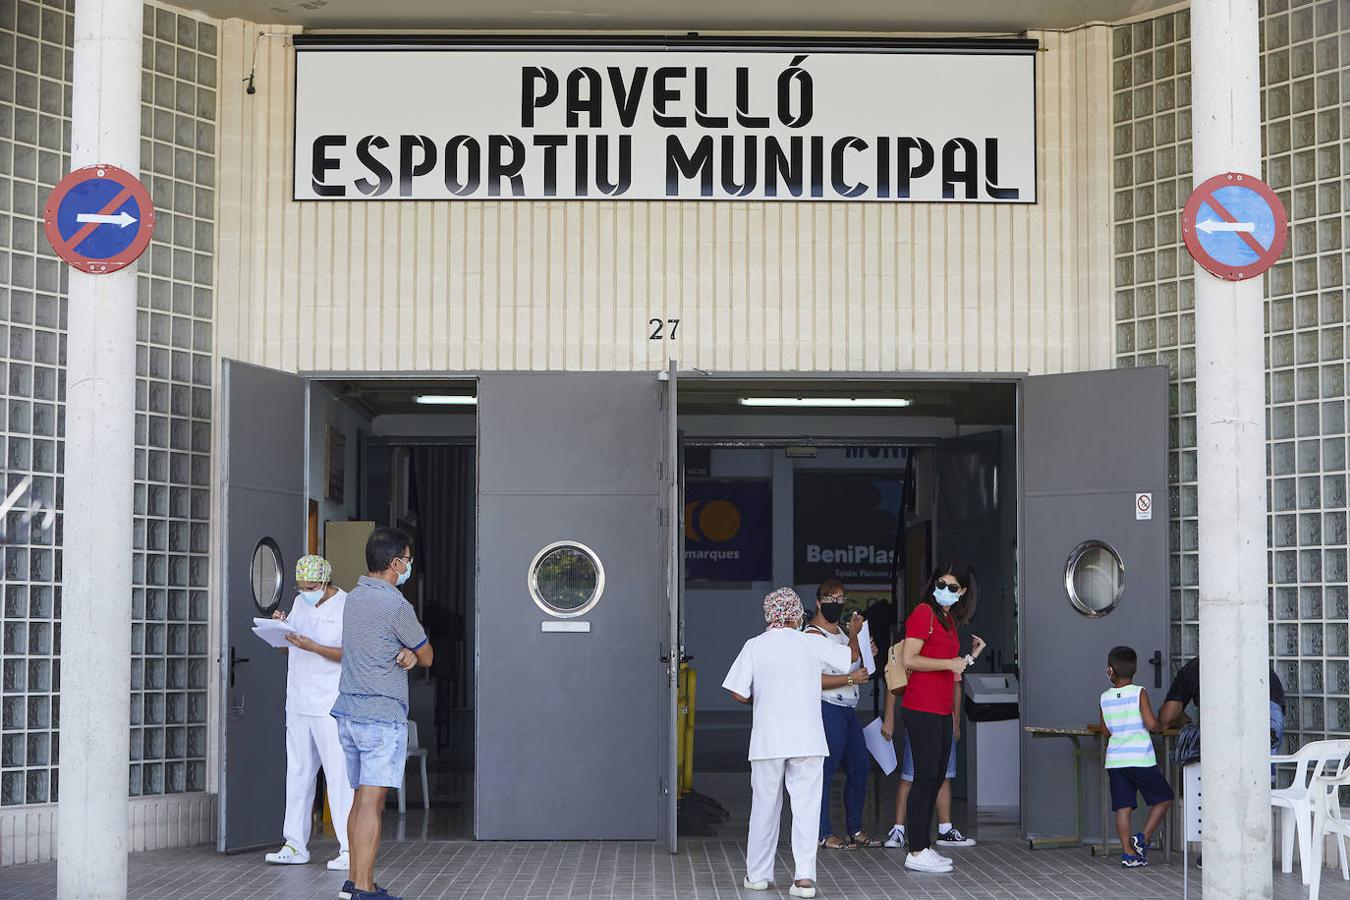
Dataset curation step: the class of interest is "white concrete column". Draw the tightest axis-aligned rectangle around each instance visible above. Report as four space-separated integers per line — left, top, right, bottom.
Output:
57 2 141 898
1190 1 1272 897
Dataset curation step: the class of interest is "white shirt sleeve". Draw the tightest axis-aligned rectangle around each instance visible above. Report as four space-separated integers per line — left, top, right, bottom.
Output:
722 642 754 697
815 638 854 674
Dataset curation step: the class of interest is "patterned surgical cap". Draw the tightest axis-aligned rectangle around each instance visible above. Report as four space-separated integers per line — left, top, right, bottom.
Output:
763 587 805 630
295 555 332 584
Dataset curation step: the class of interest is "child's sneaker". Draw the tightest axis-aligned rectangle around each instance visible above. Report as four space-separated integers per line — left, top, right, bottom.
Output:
1131 832 1148 859
1121 853 1149 868
936 826 976 847
883 826 906 849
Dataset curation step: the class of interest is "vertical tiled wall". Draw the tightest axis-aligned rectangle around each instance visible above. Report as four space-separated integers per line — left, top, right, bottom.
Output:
0 0 217 807
1113 0 1350 746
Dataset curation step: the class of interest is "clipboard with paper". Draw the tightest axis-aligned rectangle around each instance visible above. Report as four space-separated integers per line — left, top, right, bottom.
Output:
251 616 297 649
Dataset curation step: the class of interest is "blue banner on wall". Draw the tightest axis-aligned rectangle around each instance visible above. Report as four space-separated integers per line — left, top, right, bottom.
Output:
685 479 772 582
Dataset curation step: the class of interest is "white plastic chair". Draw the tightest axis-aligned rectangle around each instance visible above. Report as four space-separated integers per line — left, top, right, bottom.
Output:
396 720 430 814
1307 749 1350 900
1270 738 1350 886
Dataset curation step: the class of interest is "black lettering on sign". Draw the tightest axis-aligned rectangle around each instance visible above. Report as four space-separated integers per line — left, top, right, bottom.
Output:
311 135 346 197
521 67 559 127
488 135 526 197
666 135 714 197
777 56 813 128
398 134 437 197
941 137 978 200
355 135 392 196
653 67 687 128
444 136 480 196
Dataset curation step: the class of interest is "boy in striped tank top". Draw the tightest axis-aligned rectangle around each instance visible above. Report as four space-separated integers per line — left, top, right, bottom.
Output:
1099 646 1174 868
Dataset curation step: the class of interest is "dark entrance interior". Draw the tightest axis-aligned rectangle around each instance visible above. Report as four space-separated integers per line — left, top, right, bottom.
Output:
671 377 1020 844
311 378 477 840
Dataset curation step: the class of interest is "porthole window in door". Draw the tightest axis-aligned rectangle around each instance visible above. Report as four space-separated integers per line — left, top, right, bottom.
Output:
250 536 284 615
1064 540 1125 617
528 541 605 618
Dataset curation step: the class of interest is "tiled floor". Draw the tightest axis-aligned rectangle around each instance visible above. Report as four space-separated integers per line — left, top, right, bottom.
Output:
0 832 1340 900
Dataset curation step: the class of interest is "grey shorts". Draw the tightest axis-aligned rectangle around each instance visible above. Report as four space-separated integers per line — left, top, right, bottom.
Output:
336 717 407 789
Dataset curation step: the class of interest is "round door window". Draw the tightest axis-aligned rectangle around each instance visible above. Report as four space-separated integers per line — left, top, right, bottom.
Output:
251 536 284 615
1064 540 1126 617
528 541 605 618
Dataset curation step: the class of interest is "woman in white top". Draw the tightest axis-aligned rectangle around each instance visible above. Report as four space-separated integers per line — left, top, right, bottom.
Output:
805 579 882 850
723 588 862 899
263 555 355 871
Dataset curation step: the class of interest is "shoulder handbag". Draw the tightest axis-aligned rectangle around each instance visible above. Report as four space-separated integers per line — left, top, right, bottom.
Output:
885 606 938 696
884 642 908 695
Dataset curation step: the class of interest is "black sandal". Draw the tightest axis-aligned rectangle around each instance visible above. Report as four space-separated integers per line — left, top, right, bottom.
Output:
848 831 884 849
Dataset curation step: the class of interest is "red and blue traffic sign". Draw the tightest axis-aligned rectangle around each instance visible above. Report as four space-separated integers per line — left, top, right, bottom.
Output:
43 164 156 275
1181 172 1287 282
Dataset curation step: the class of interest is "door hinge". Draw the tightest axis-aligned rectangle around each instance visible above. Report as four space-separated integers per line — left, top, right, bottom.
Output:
659 776 669 796
659 507 668 527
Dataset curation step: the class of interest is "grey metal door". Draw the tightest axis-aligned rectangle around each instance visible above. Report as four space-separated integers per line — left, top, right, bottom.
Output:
218 360 306 852
476 373 668 840
1019 367 1170 843
663 363 680 850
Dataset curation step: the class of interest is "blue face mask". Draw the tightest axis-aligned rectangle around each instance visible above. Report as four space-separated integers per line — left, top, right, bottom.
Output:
298 588 324 606
933 584 961 608
396 559 413 587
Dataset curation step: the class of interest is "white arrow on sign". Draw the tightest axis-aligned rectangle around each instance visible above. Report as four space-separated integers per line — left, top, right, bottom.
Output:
75 211 137 228
1196 219 1255 234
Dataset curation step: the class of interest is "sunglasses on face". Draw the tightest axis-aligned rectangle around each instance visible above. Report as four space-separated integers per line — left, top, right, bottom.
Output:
820 595 847 603
936 582 961 592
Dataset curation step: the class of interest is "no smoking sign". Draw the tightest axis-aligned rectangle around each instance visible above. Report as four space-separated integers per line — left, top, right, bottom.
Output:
1136 492 1153 521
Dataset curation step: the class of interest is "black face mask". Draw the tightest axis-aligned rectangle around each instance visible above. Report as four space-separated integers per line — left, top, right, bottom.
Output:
819 602 844 624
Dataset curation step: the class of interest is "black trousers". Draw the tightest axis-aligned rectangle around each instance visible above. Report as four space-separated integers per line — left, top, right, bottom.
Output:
901 707 952 853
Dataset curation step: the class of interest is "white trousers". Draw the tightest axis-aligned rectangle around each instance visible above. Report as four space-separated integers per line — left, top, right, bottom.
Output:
283 712 354 854
747 756 824 884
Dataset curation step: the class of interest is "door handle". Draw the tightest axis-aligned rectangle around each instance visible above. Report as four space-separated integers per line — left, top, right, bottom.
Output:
1149 650 1163 689
229 646 250 688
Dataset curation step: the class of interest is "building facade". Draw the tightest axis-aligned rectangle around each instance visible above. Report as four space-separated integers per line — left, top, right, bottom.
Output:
0 0 1343 864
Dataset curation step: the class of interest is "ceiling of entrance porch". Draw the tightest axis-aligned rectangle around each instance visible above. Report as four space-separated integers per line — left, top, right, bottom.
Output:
168 0 1182 33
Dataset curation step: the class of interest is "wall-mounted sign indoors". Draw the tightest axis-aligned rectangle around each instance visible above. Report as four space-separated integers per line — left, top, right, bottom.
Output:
293 40 1037 203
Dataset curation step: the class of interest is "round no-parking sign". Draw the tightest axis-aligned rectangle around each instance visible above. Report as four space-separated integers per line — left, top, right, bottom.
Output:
1181 172 1287 282
43 164 156 274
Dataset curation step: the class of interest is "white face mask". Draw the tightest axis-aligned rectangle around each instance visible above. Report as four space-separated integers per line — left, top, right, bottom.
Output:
298 588 324 606
395 558 413 587
934 583 961 608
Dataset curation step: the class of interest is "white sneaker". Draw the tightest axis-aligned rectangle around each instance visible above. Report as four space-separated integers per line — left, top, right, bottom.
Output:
263 844 309 865
326 850 350 871
884 825 907 849
904 848 953 873
789 884 817 899
743 876 771 890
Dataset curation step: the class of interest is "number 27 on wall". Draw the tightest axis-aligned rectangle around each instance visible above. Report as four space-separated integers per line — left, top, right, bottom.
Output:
649 318 680 340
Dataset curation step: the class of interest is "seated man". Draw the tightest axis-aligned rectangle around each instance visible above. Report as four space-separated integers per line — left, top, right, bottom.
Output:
1159 656 1287 751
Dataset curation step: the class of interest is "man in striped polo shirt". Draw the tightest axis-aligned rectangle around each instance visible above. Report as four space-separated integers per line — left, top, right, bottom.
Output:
331 527 433 900
1099 645 1174 869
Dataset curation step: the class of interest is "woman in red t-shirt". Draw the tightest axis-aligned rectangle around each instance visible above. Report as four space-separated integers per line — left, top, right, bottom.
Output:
895 562 978 874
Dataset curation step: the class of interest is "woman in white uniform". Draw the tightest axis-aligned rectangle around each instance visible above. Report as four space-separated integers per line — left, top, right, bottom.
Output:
263 555 354 870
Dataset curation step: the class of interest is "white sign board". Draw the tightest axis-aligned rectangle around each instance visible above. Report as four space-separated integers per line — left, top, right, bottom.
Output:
294 46 1037 203
1183 763 1202 841
1136 492 1153 520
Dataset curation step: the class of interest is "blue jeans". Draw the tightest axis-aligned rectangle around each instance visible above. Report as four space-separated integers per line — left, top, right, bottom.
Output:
335 717 407 789
819 701 869 839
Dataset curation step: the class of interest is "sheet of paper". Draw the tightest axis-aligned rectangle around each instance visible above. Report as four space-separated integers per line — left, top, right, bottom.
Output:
863 716 897 775
252 616 296 633
858 620 876 675
251 625 292 649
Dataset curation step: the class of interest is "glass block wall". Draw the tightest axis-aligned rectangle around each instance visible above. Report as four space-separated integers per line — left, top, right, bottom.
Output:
1112 0 1350 748
0 0 217 805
